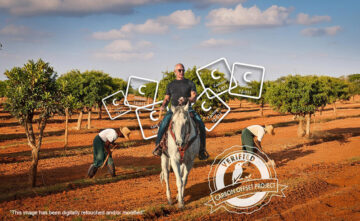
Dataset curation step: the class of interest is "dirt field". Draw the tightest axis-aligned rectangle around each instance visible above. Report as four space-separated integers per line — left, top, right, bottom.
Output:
1 98 360 220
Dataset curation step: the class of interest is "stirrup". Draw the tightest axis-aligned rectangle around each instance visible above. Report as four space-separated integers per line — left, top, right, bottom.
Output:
152 145 162 157
198 150 209 160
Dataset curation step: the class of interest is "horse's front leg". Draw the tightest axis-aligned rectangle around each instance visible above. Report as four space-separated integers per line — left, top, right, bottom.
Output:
170 158 184 208
181 160 194 198
161 155 172 205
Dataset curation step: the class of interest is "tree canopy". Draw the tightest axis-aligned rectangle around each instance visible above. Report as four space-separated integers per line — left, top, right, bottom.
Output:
4 59 60 186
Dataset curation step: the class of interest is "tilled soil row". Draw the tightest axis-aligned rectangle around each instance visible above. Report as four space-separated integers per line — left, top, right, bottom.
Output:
2 113 360 164
1 159 359 220
2 102 359 141
1 130 359 203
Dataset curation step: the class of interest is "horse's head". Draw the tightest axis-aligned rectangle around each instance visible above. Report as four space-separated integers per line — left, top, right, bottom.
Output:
170 102 191 147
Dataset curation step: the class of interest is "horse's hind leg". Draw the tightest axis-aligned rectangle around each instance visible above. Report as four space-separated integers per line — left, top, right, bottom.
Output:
161 155 172 205
170 158 184 208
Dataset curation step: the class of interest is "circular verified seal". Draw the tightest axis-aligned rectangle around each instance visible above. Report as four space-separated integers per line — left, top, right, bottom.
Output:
206 145 287 214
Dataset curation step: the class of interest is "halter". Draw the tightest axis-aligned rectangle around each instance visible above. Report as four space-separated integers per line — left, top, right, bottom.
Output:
168 112 198 164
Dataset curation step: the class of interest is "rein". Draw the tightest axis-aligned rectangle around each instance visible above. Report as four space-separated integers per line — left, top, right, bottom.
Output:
169 113 198 164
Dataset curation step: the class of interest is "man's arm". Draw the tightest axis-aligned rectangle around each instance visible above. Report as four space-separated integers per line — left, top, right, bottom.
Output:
254 139 262 150
161 95 170 111
104 140 112 155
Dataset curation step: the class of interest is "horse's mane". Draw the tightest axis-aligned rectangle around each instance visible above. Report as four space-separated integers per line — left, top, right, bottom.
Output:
174 105 186 113
172 105 196 130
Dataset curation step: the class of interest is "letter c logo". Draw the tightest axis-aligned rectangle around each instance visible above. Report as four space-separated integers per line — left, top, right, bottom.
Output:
112 98 119 106
138 85 146 95
150 110 158 121
202 101 212 112
211 69 220 80
243 72 252 83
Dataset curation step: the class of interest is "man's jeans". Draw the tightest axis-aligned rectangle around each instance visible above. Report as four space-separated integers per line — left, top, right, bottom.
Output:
155 107 206 149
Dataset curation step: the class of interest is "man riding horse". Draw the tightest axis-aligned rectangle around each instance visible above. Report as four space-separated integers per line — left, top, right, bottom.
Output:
152 63 209 160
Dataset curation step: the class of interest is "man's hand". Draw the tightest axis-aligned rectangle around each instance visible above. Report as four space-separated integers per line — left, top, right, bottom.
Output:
178 97 187 105
254 139 262 150
161 95 170 111
188 91 197 103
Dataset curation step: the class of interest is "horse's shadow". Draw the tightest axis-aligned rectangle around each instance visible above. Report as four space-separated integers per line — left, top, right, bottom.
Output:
185 171 240 203
185 178 212 203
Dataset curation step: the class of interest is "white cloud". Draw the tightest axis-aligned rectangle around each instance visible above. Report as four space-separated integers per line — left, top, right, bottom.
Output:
0 0 244 16
92 29 126 40
104 40 133 52
104 40 152 52
0 24 50 41
95 39 154 61
92 9 199 40
93 19 167 40
193 0 247 8
158 10 200 29
95 51 154 61
296 13 331 25
0 0 157 16
206 4 293 32
121 19 168 35
301 26 341 37
200 38 233 47
206 0 246 4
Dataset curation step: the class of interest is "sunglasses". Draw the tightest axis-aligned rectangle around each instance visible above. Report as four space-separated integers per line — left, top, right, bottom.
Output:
177 69 185 72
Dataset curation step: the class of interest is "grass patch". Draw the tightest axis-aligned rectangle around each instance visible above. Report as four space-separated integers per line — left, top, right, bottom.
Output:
142 204 175 219
347 156 360 163
224 132 234 137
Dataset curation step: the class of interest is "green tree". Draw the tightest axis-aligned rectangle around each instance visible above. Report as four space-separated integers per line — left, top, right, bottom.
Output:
4 59 59 187
230 85 247 108
82 70 115 127
157 71 176 101
142 82 158 103
246 81 271 116
111 77 127 94
319 76 350 116
266 75 328 137
186 67 231 117
347 74 360 101
57 75 82 148
57 70 85 130
0 80 7 97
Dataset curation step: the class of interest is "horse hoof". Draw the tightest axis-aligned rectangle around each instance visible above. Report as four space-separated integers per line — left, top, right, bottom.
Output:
177 203 184 209
167 200 173 205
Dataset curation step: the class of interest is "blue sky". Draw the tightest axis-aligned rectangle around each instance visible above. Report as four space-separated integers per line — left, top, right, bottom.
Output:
0 0 359 81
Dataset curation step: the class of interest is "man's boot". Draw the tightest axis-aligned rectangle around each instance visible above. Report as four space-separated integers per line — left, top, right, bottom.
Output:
107 164 116 177
198 143 209 160
152 144 162 156
87 164 98 178
197 122 209 160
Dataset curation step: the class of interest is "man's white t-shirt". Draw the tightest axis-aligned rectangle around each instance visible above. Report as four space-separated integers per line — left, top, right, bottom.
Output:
247 125 265 142
99 129 118 143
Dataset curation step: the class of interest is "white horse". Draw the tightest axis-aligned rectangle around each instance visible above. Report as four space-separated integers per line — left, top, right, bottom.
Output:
160 102 200 208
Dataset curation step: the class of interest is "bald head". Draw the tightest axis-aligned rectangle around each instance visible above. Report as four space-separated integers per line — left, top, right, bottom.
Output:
174 63 185 80
175 63 184 70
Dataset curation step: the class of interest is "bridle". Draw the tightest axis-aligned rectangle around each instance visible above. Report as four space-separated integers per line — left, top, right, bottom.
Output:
168 112 198 164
